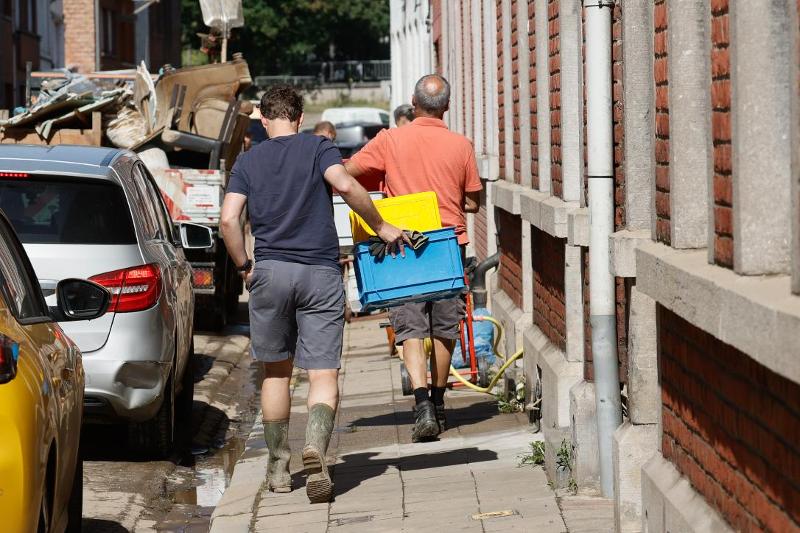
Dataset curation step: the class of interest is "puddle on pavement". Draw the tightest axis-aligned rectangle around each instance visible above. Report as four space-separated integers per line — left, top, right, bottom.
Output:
173 435 246 508
150 350 263 532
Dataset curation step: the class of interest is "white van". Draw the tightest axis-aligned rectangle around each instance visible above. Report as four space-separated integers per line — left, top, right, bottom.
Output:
321 107 390 126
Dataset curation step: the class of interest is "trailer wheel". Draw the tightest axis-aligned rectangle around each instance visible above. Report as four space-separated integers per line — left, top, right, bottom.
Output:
400 362 413 396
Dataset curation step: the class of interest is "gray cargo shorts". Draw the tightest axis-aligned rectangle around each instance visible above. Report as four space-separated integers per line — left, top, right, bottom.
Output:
248 259 345 369
389 296 466 344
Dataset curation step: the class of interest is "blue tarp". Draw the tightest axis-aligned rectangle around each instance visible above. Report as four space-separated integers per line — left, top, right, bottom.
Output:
452 307 496 368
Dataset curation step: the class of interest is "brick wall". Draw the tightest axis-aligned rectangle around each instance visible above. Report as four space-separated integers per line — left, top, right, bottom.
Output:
612 4 625 230
497 208 523 308
711 0 733 268
533 228 566 351
432 1 442 44
581 6 588 203
612 5 628 385
462 1 470 135
548 0 563 197
498 0 506 178
583 249 593 378
529 0 539 190
432 0 443 74
659 306 800 532
481 0 488 151
654 0 671 245
511 0 522 183
64 0 97 73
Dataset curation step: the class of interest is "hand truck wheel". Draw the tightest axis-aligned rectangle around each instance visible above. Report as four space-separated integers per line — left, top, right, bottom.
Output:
400 361 413 396
477 356 490 388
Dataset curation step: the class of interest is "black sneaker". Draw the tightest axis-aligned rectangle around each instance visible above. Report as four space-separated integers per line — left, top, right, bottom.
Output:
435 404 447 432
411 401 440 442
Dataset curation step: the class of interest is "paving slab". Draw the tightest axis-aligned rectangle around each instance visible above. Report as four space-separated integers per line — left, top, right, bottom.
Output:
211 318 614 532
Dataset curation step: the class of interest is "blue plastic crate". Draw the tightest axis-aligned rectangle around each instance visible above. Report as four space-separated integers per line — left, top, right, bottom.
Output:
353 227 466 311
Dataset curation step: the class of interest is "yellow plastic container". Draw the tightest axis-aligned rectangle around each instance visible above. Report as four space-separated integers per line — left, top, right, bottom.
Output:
349 191 442 243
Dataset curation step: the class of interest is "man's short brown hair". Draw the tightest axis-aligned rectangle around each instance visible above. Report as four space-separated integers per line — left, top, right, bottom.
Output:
260 84 303 122
312 121 336 137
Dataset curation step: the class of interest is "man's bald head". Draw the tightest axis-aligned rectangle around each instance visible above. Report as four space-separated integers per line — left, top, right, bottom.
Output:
412 74 450 118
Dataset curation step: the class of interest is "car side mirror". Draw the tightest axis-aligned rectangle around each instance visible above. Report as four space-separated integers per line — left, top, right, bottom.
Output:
51 279 111 321
179 223 214 249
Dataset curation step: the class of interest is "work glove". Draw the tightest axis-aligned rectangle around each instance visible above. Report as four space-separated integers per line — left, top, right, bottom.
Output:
367 230 428 259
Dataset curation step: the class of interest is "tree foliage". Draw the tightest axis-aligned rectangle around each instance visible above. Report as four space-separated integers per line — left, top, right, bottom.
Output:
181 0 390 75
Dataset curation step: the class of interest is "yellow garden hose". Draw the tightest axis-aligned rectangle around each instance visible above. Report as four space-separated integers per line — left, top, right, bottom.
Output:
448 314 523 393
473 315 506 361
450 348 524 393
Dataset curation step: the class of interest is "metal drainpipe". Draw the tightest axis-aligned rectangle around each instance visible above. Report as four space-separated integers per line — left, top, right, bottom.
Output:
470 252 500 309
584 0 621 498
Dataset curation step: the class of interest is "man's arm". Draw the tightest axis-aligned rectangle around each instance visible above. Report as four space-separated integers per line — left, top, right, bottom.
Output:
465 191 480 213
220 192 249 270
324 163 409 251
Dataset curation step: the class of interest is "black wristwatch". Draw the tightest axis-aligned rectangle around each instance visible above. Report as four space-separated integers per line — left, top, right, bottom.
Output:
237 259 253 273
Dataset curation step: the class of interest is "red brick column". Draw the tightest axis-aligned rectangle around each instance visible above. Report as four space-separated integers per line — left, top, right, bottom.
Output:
461 1 470 135
711 0 733 267
432 1 443 74
511 0 521 183
498 0 507 178
64 0 97 73
659 307 800 531
529 0 539 190
612 4 628 383
654 0 671 244
549 0 563 197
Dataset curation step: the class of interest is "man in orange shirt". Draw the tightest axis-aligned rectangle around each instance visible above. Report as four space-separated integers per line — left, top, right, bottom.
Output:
346 74 482 442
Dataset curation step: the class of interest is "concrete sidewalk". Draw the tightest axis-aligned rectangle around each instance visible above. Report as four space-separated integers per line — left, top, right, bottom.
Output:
210 318 611 532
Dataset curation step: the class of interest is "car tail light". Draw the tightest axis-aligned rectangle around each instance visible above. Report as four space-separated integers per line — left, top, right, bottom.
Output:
0 172 28 178
0 336 19 384
90 264 162 313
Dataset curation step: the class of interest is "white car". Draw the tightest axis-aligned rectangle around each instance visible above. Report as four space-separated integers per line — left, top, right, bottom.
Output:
0 144 214 457
321 107 390 127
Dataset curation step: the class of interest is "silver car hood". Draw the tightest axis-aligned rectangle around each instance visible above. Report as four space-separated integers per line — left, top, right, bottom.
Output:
23 243 144 353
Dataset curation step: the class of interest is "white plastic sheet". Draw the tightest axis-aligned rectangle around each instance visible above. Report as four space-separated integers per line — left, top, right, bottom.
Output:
199 0 244 33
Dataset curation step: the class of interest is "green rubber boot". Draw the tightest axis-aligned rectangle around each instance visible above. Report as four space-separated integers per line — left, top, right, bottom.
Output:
302 404 335 503
263 420 291 493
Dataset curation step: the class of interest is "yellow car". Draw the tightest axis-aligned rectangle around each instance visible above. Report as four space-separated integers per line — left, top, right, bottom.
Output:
0 209 110 533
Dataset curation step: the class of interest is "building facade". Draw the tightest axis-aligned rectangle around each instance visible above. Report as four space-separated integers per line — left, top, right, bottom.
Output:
390 0 434 124
395 1 800 531
1 0 181 110
64 0 180 74
1 0 63 110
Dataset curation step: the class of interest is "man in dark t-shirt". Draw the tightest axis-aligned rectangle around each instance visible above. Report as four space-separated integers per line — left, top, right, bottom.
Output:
221 85 406 503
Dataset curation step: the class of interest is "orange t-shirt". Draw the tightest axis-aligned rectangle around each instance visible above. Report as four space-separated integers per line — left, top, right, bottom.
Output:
348 117 483 245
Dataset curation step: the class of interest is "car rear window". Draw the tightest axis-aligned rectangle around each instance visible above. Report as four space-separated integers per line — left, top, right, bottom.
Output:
0 176 137 245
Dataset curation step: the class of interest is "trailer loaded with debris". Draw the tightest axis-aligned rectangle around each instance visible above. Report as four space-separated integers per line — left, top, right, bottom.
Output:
1 55 255 330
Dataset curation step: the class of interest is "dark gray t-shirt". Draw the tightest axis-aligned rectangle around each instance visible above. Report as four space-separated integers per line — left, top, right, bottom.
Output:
227 132 342 268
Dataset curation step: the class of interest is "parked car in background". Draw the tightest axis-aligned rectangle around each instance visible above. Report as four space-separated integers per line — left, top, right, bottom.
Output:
0 145 214 457
321 107 390 127
0 208 110 533
329 122 388 159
